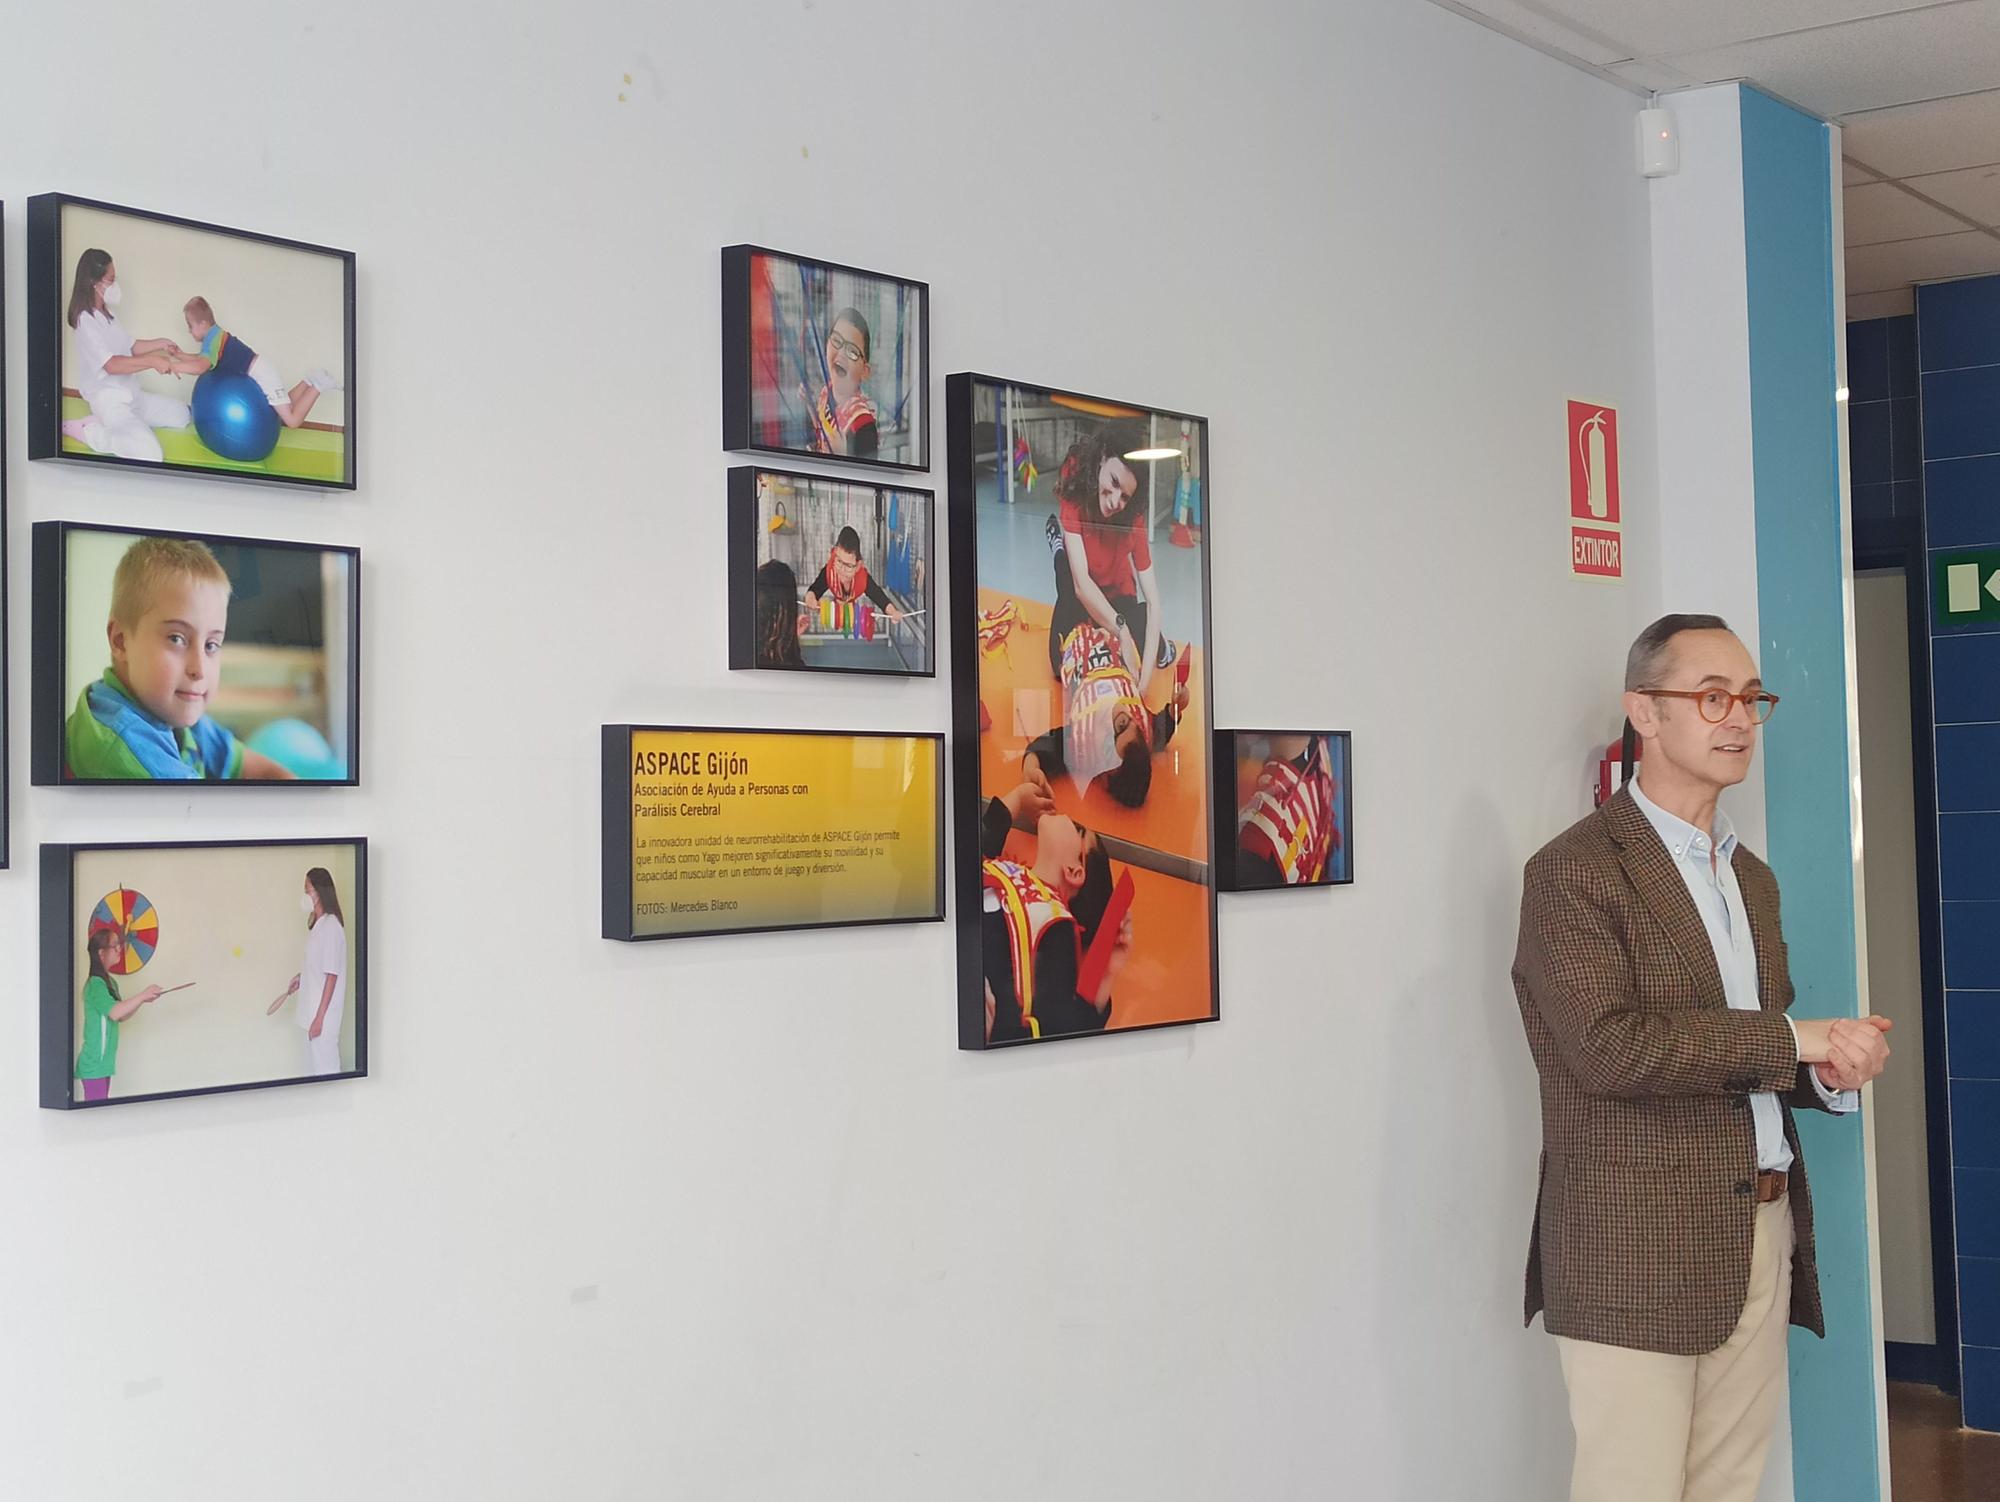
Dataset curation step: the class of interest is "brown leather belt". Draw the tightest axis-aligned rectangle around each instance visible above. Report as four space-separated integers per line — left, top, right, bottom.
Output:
1756 1170 1788 1204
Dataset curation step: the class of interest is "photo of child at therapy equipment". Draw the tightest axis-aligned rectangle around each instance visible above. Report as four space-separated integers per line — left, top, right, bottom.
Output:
1227 732 1352 889
732 248 926 469
751 470 932 675
62 842 363 1105
966 379 1214 1037
49 199 349 483
54 528 355 783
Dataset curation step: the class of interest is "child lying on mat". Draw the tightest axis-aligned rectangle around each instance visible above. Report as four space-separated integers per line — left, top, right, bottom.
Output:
182 296 342 430
1021 616 1190 809
66 537 297 781
977 777 1133 1042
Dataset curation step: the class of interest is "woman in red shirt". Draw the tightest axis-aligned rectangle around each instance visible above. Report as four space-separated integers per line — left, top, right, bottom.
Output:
1045 418 1177 692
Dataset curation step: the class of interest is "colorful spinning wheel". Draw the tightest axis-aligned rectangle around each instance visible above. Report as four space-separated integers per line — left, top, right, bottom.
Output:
88 888 159 975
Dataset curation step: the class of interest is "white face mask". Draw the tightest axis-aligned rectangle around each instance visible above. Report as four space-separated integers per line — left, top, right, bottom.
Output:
300 891 316 916
100 281 123 309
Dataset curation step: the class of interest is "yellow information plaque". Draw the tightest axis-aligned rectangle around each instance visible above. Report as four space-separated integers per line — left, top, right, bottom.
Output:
601 725 945 941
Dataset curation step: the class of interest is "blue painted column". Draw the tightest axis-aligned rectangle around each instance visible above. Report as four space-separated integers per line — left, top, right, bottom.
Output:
1915 270 2000 1432
1740 85 1883 1497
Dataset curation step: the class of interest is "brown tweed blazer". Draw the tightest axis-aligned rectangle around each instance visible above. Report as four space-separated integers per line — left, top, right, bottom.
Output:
1512 787 1840 1356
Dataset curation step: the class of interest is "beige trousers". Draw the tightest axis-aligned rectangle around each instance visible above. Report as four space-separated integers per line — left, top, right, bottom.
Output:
1555 1195 1794 1502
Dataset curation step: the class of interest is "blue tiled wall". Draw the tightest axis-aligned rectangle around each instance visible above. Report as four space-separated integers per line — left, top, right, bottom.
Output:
1848 314 1923 540
1917 272 2000 1432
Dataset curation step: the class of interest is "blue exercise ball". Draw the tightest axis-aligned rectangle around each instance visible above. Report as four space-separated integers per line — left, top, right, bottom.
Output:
247 718 343 781
190 372 280 462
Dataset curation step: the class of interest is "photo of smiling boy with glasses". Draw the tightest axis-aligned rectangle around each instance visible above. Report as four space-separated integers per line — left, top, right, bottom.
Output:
723 246 929 471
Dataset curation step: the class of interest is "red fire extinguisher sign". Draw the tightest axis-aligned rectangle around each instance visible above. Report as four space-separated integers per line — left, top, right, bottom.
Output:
1568 399 1622 582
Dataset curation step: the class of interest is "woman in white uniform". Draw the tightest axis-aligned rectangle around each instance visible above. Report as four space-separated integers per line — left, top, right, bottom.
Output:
267 866 348 1076
62 248 202 462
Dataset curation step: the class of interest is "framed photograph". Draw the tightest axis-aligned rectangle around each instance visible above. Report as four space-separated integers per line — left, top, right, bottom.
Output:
1 201 11 868
40 838 367 1109
726 466 934 677
602 725 944 942
946 373 1216 1049
32 521 360 786
1214 731 1353 890
721 245 928 472
26 193 355 490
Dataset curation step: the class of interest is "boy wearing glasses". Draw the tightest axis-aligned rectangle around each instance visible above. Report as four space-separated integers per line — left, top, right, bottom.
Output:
1511 613 1891 1502
799 307 879 460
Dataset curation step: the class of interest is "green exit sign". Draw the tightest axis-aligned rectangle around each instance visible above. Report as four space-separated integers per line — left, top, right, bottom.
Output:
1934 549 2000 627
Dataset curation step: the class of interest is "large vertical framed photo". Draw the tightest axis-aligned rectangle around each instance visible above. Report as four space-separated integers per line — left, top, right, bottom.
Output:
32 521 361 786
1214 730 1353 891
946 373 1217 1049
602 725 944 942
40 838 368 1109
26 193 355 490
726 466 934 677
721 245 928 472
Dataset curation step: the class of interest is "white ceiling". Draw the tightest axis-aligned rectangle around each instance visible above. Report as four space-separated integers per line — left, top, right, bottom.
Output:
1429 0 2000 320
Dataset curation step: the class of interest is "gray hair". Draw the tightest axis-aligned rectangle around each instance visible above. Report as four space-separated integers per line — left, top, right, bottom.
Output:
1625 613 1732 692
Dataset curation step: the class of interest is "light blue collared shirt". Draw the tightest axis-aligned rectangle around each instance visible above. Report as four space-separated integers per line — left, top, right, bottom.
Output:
1629 779 1857 1171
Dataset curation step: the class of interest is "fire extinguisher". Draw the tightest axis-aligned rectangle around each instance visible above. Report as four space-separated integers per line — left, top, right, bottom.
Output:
1595 719 1640 808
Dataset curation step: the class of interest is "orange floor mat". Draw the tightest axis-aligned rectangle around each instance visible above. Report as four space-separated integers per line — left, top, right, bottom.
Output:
975 587 1211 868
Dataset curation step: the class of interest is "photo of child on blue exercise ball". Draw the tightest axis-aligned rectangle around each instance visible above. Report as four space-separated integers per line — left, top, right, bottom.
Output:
26 194 355 489
33 522 359 786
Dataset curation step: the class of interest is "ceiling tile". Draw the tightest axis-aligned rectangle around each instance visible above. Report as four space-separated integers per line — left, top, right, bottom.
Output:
1843 90 2000 178
1847 287 1918 320
1842 157 1881 186
1660 3 2000 117
1843 180 1979 245
1904 162 2000 225
1527 0 1942 63
1845 229 2000 295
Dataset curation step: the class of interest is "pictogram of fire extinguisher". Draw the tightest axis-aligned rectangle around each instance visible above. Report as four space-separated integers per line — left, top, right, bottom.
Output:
1579 409 1612 520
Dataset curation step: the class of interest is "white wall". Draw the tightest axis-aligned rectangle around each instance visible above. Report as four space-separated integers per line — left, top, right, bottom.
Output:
0 3 1659 1497
1853 570 1934 1345
1643 83 1768 849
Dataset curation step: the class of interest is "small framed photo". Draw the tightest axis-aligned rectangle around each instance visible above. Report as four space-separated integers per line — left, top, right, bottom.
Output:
1 201 12 867
727 466 934 677
721 245 928 472
41 838 367 1109
26 193 355 490
1214 731 1353 890
32 521 360 786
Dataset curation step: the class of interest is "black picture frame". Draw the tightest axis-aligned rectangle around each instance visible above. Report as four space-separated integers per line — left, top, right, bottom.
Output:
721 244 930 474
40 836 369 1109
31 520 363 787
946 372 1219 1050
602 723 946 943
726 465 936 678
1212 730 1355 891
25 193 357 492
1 200 11 869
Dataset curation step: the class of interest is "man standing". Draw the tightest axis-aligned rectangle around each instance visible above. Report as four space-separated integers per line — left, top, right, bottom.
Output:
1513 614 1892 1502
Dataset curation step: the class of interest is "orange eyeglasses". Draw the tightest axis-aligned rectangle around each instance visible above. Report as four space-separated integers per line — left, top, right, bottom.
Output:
1637 688 1781 724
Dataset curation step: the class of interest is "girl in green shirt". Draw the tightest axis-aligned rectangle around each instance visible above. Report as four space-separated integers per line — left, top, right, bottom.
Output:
75 929 162 1102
